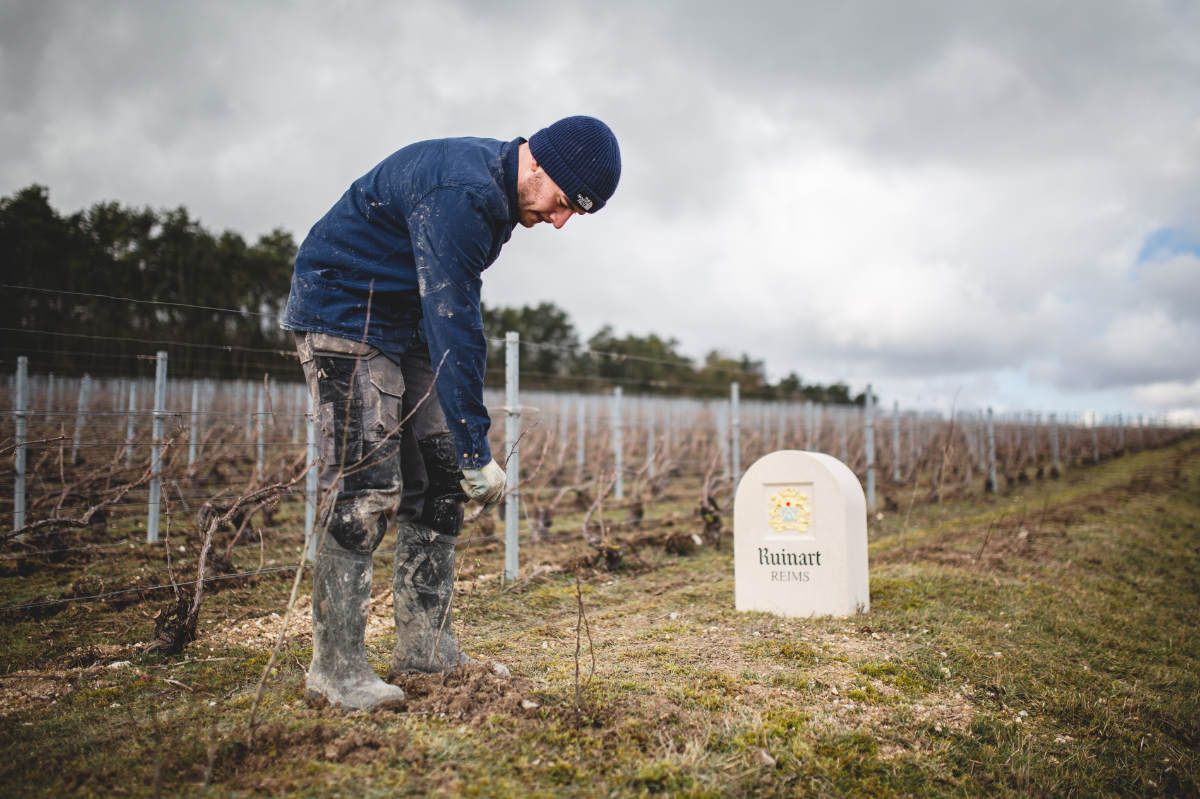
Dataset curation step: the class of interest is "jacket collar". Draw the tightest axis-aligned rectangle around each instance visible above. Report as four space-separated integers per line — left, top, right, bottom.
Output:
502 137 524 226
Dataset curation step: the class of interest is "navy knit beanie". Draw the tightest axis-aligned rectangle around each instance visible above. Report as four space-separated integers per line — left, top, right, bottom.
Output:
528 116 621 213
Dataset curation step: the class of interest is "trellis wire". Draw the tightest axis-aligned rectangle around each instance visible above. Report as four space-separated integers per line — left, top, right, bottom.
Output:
4 334 1188 588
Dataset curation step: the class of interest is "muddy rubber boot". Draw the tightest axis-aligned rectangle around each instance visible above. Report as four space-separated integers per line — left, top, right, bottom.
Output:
389 522 471 675
306 540 406 711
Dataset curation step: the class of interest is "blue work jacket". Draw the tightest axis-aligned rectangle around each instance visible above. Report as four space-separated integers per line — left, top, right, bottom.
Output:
282 136 523 469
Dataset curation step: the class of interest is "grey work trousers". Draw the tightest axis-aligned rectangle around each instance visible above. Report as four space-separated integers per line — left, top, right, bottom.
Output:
295 332 452 554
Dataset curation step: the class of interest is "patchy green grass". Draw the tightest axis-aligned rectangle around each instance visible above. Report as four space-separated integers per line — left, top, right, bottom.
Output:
1 437 1198 796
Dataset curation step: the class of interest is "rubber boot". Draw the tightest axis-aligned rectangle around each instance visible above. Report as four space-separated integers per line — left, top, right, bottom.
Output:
389 522 470 675
306 539 406 711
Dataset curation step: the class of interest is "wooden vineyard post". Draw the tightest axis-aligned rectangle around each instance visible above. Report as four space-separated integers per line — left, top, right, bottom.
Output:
72 374 92 464
775 404 784 451
575 396 586 481
147 351 167 543
44 372 54 423
715 400 724 475
244 381 254 443
731 381 741 484
291 384 302 446
124 382 137 467
838 409 849 464
645 404 656 479
1050 412 1061 478
611 386 624 500
892 401 901 482
864 384 876 513
558 395 570 456
188 380 199 467
254 379 266 481
986 407 997 493
13 356 28 535
305 388 318 562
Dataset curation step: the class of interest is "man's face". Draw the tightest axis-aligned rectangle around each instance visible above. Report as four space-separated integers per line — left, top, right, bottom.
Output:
517 165 581 229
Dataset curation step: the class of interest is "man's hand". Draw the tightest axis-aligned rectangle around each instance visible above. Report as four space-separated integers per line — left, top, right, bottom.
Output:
460 459 506 509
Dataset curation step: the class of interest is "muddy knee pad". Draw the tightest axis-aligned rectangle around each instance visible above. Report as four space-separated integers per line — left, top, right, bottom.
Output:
325 492 395 554
416 433 467 537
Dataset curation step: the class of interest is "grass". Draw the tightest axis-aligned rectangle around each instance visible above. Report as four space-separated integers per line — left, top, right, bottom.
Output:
0 436 1197 796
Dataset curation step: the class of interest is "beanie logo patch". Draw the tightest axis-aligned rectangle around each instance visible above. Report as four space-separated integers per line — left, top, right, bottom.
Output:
575 193 594 212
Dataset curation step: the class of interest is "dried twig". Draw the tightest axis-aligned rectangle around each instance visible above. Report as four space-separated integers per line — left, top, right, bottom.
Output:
581 471 616 549
3 441 173 542
974 515 1000 562
572 572 596 719
0 434 68 458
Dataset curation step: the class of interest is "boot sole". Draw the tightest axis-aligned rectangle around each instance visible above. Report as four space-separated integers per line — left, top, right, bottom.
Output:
305 688 407 712
388 657 472 679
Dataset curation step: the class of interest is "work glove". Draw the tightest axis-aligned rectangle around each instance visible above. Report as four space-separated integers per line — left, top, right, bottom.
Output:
460 459 506 509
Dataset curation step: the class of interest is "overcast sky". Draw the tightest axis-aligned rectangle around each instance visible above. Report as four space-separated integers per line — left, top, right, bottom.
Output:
3 1 1198 422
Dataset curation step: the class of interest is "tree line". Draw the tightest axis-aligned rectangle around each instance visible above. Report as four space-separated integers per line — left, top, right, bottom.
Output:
1 185 862 402
482 304 861 402
1 184 295 379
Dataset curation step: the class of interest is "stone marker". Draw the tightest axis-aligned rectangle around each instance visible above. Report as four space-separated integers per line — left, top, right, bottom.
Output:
734 450 869 617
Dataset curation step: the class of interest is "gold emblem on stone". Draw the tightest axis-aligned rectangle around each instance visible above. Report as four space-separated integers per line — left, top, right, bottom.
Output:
768 487 810 533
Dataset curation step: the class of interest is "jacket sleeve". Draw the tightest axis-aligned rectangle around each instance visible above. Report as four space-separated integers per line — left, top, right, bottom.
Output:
407 187 496 469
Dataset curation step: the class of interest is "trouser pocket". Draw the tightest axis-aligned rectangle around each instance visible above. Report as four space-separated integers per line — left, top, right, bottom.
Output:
367 352 405 440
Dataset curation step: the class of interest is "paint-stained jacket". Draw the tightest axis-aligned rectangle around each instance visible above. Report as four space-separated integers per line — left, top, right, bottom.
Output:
282 136 524 469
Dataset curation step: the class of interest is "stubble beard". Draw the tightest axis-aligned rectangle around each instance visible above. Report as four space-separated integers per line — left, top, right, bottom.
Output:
516 171 544 228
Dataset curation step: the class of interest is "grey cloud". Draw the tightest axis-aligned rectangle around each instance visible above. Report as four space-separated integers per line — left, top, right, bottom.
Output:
3 0 1199 416
1137 254 1200 321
